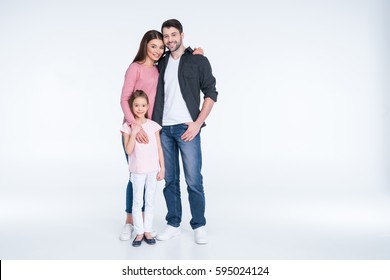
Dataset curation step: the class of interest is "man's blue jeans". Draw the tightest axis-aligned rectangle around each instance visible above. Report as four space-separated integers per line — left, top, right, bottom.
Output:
161 124 206 230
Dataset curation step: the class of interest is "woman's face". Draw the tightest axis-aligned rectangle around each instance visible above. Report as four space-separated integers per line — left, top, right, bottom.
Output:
146 39 165 62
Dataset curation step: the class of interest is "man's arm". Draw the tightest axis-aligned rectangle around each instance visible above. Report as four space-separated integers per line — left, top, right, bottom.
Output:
199 57 218 102
181 56 218 142
182 97 215 142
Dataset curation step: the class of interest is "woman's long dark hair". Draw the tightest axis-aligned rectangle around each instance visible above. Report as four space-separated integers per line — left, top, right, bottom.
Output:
132 30 163 63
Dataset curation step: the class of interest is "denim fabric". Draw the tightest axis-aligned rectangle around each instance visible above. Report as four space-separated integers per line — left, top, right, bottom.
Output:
161 124 206 229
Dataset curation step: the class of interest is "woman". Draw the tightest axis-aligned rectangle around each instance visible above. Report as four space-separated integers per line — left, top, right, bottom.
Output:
119 30 202 241
119 30 163 241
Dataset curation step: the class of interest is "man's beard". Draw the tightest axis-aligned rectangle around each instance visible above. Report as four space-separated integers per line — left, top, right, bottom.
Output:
167 40 182 52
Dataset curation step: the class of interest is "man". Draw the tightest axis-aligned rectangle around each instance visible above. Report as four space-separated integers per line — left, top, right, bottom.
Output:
152 19 218 244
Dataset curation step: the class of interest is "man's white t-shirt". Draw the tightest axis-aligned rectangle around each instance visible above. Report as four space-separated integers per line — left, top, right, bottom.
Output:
162 56 193 126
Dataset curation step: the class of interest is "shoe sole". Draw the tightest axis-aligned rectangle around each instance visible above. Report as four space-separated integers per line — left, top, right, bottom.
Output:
119 236 131 241
119 233 134 241
156 233 180 241
119 227 134 241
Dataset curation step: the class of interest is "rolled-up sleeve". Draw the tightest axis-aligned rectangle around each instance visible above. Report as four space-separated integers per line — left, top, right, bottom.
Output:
200 57 218 102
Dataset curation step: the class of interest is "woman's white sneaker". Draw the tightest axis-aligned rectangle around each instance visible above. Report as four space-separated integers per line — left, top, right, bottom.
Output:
119 224 134 241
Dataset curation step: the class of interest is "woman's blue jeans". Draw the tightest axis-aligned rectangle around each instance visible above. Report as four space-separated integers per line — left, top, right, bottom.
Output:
160 124 206 230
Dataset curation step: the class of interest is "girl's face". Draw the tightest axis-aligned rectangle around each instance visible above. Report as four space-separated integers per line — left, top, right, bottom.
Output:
132 97 149 118
146 39 165 63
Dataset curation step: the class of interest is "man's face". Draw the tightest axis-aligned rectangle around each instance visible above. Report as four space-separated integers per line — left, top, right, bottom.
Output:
162 27 183 53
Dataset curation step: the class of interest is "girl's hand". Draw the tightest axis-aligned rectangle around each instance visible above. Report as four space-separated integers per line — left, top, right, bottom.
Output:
193 47 204 55
157 168 165 181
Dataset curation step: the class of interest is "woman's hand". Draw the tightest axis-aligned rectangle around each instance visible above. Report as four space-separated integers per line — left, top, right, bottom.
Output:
133 126 149 144
130 123 148 143
193 47 204 55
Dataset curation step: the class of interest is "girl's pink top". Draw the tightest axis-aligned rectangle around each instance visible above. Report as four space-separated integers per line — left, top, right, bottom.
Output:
120 62 159 125
121 120 162 174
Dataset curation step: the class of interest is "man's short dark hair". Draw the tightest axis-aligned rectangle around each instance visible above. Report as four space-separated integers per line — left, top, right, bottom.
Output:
161 19 183 33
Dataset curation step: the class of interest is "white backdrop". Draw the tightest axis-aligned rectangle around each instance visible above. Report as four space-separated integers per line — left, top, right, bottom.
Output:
0 0 389 259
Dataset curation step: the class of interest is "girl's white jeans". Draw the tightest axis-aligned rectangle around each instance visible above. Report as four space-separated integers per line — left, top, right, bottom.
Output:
131 172 158 235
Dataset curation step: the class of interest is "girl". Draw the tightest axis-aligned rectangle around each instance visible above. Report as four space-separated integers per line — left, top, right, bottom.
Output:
121 90 165 247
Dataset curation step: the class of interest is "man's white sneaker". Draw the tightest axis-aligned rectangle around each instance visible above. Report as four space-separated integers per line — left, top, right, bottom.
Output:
119 224 134 241
156 225 180 241
194 226 208 244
